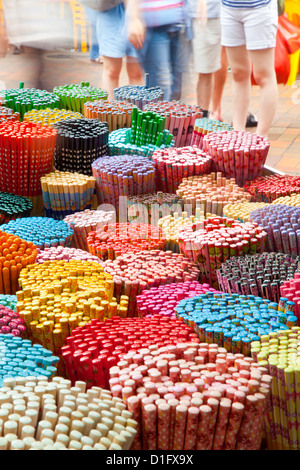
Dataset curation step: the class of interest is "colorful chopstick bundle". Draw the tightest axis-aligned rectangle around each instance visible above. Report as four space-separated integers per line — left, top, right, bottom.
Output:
108 127 173 158
23 108 83 126
0 306 26 337
280 273 300 323
0 376 138 450
244 174 300 203
0 87 60 120
272 193 300 207
178 216 267 287
16 260 121 355
127 192 183 225
40 171 96 219
64 209 115 251
0 121 57 201
108 340 271 450
136 281 220 319
113 85 164 108
0 192 33 224
217 253 300 303
191 118 233 149
143 101 203 147
249 204 300 255
102 250 200 317
129 107 173 148
0 295 17 312
0 334 59 387
158 212 204 253
0 229 37 295
151 146 212 194
62 314 198 388
223 202 270 222
53 119 109 175
84 100 135 132
92 154 156 207
0 106 20 123
53 83 108 114
175 292 290 353
87 223 166 260
36 246 104 265
202 130 270 186
1 217 73 250
176 172 251 217
250 328 300 450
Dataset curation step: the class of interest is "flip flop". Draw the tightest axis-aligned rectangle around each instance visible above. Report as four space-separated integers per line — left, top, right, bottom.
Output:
246 112 258 128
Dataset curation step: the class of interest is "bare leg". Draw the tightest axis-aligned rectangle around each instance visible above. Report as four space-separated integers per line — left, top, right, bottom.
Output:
101 56 123 99
210 46 228 121
125 57 144 85
225 45 251 131
196 73 213 115
249 47 277 137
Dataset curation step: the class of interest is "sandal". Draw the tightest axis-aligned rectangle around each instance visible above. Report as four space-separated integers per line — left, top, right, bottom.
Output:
246 112 258 128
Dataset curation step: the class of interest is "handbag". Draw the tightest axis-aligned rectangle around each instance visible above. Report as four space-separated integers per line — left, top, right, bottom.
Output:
278 13 300 54
78 0 123 12
140 0 185 28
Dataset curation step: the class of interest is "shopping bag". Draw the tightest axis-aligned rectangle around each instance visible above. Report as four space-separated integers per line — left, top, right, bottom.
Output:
278 13 300 54
251 28 290 85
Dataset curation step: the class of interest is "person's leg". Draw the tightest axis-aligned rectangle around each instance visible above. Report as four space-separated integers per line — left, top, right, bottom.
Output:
137 26 172 101
101 56 123 99
210 46 228 121
196 73 214 114
125 57 144 85
169 28 190 101
85 7 100 60
249 47 277 137
225 45 251 131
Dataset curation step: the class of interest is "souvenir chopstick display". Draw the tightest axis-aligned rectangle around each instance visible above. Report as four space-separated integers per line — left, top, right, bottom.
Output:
0 121 57 213
16 260 125 356
0 192 33 224
87 223 166 260
175 292 290 352
217 253 300 303
0 295 17 312
127 192 183 225
244 174 300 203
23 108 83 126
61 314 198 388
108 128 173 158
251 328 300 450
114 84 164 108
1 217 73 250
178 217 267 287
92 154 156 207
280 273 300 322
108 339 271 450
223 202 270 222
0 86 61 120
84 100 135 132
35 246 104 265
158 212 205 253
64 209 115 252
0 334 59 387
176 172 251 217
136 281 220 319
143 101 203 147
53 119 109 175
191 118 233 149
249 205 300 254
53 83 108 114
102 250 200 317
0 106 20 123
40 171 96 219
202 130 270 186
0 306 26 337
150 146 212 193
0 229 37 295
0 375 138 450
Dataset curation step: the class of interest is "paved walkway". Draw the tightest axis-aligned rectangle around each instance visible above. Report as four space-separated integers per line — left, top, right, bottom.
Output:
0 46 299 175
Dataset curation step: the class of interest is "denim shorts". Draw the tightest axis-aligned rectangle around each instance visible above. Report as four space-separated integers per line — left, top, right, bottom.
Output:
96 4 138 59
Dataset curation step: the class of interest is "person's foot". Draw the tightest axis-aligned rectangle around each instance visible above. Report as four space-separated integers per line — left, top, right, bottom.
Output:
246 112 258 128
90 56 103 64
13 46 21 55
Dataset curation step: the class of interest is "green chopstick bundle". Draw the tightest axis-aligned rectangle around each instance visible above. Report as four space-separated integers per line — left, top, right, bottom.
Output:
53 82 108 114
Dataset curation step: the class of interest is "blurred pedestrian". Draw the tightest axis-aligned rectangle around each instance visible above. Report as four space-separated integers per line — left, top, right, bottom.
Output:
220 0 278 137
84 6 102 63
